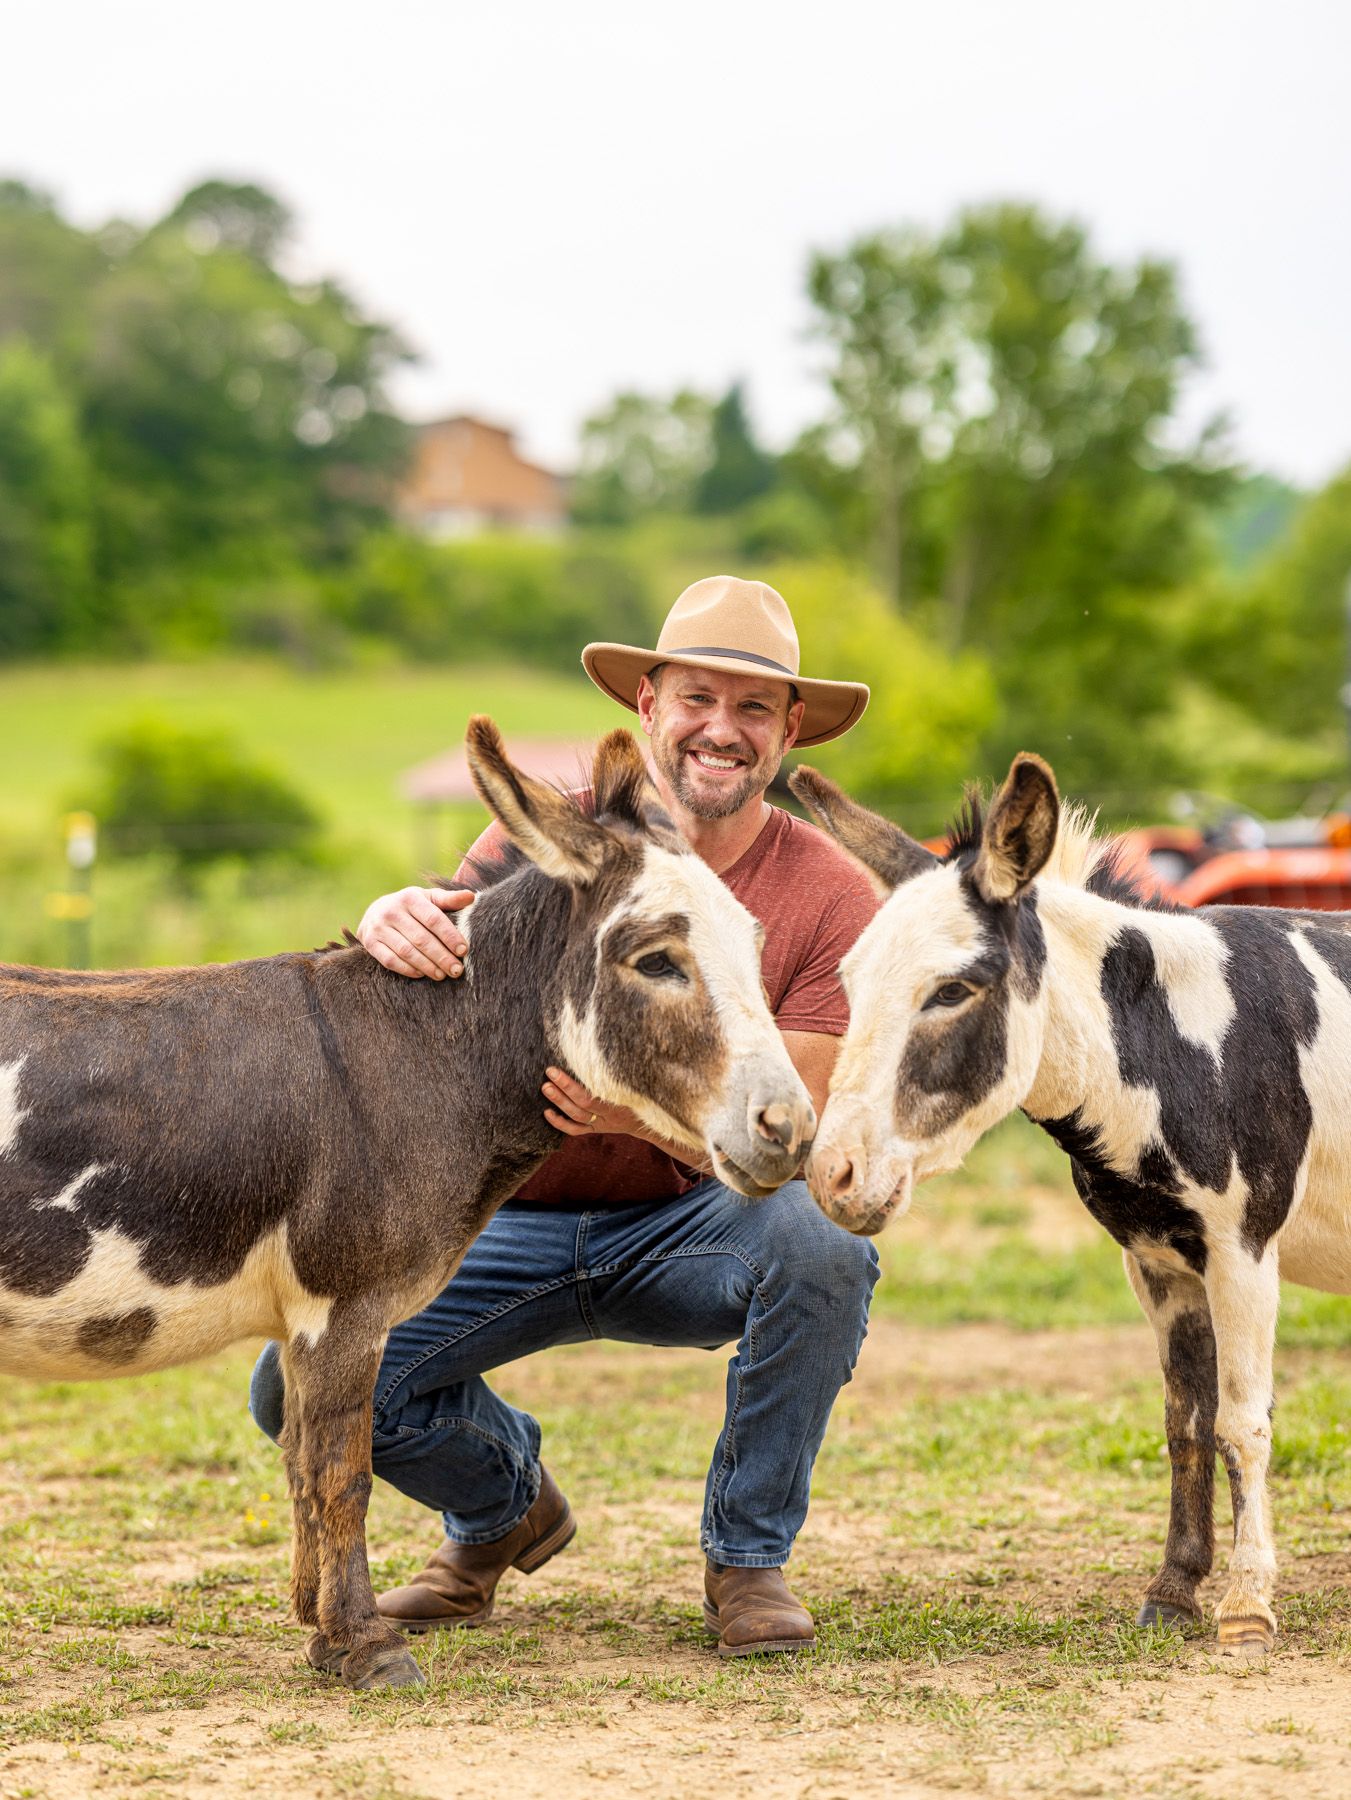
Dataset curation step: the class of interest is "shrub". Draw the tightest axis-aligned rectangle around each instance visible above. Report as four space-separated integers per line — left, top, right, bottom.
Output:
86 718 323 871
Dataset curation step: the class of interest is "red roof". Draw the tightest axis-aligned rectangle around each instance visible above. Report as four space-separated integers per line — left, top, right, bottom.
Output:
400 738 603 805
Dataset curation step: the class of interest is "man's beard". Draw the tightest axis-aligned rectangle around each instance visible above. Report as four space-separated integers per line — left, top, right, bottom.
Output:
651 724 785 821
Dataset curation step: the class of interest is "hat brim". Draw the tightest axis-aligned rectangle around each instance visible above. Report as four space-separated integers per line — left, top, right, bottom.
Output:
581 643 869 748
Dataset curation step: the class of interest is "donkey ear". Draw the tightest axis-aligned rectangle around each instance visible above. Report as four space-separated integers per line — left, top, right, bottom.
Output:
789 766 938 893
466 716 611 885
971 753 1059 904
591 729 653 824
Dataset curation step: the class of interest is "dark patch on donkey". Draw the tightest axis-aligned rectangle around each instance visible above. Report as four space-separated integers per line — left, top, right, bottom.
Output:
0 1003 310 1296
1137 1293 1220 1625
0 1177 103 1297
1204 909 1319 1250
1100 925 1232 1194
1041 1109 1212 1273
77 1308 157 1361
1040 908 1319 1264
896 873 1046 1140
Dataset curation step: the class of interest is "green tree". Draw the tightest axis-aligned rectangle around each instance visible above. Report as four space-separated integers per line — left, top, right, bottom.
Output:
0 336 96 653
80 199 411 581
0 177 413 652
1188 467 1351 746
807 230 950 602
809 204 1228 632
0 181 106 357
694 382 778 514
337 529 654 665
157 179 293 262
571 388 713 524
807 203 1234 796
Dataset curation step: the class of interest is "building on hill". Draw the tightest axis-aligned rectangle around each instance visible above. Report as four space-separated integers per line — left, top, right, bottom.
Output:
397 414 568 537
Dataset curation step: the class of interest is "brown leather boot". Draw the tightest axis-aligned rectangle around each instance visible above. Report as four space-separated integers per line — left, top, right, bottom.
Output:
702 1559 815 1657
376 1468 575 1633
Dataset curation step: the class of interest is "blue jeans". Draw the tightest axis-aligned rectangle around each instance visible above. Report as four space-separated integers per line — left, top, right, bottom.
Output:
249 1178 878 1567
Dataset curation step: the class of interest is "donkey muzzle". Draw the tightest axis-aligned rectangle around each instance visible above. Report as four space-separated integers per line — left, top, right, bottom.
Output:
708 1081 815 1198
806 1141 912 1235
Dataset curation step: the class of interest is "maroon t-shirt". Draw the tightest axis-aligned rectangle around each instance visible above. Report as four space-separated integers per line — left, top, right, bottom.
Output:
457 801 879 1206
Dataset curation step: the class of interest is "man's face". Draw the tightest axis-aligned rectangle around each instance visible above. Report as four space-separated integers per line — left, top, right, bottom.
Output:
637 665 805 821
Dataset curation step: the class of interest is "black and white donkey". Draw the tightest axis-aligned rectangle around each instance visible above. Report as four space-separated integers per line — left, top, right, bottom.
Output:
793 751 1351 1658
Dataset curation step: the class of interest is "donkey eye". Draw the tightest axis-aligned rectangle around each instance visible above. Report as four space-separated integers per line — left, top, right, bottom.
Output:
635 951 683 981
926 981 974 1010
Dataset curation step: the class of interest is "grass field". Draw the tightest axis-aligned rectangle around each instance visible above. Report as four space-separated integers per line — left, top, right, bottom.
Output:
0 658 616 850
1 1119 1348 1800
0 658 615 967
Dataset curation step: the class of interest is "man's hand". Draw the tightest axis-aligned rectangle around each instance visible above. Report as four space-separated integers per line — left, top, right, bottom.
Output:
542 1067 642 1137
357 886 474 980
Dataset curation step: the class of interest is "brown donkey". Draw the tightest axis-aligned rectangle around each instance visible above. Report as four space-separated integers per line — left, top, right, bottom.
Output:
0 720 812 1689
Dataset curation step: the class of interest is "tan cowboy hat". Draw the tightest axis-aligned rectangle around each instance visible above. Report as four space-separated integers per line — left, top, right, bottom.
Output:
581 576 870 748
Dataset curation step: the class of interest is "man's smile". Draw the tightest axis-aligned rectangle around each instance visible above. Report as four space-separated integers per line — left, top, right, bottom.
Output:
687 747 749 773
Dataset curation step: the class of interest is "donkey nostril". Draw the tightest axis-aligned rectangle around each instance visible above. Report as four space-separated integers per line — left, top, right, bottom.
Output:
755 1103 795 1150
827 1156 856 1199
817 1145 867 1202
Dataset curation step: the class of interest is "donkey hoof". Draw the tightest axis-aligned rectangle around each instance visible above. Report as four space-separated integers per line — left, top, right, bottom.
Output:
1137 1601 1198 1632
304 1630 347 1675
342 1641 425 1690
1218 1617 1275 1661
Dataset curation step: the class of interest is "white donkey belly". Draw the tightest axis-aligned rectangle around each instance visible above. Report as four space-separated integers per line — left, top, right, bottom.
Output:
1280 934 1351 1293
0 1223 331 1381
1278 1173 1351 1294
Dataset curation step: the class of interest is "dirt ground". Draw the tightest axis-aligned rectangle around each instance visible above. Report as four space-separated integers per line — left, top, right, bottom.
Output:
1 1312 1348 1800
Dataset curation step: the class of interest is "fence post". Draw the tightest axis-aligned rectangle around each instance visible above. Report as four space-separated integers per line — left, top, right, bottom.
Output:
62 811 97 969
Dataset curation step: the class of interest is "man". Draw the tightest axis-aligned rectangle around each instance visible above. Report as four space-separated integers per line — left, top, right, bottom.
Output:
249 575 880 1656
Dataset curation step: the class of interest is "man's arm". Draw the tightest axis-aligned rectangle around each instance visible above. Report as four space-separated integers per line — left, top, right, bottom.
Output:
781 1030 838 1128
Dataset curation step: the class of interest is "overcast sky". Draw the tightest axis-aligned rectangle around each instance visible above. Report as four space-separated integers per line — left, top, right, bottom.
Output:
4 0 1348 484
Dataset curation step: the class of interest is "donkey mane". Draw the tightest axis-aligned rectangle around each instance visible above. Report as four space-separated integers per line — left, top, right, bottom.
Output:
941 788 986 865
1041 804 1180 912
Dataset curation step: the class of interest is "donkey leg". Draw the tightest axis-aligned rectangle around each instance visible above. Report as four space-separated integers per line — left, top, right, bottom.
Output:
286 1319 423 1689
277 1343 326 1656
1206 1245 1281 1659
1124 1252 1217 1629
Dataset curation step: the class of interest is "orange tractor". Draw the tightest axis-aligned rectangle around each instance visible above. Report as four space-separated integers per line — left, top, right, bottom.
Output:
1111 812 1351 910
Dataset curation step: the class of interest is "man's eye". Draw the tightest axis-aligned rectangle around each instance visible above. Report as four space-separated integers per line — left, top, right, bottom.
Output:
925 981 974 1009
635 951 682 980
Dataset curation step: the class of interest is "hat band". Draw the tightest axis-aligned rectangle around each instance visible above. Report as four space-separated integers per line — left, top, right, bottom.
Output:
665 644 796 677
